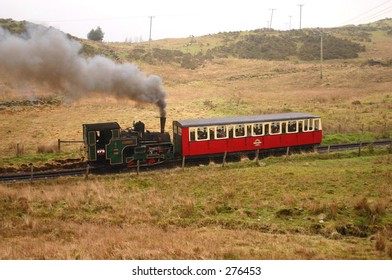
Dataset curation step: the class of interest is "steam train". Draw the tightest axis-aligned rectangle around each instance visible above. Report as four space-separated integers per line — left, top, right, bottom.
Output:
83 113 322 167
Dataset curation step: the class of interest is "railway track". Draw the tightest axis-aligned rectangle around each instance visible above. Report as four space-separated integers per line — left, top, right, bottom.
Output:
1 139 391 183
317 139 392 153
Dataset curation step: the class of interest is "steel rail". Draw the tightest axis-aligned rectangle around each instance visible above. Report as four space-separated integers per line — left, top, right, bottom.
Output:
1 139 390 183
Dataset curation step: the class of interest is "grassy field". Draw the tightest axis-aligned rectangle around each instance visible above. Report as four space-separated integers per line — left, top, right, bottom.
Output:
1 58 391 160
0 20 391 259
1 152 391 259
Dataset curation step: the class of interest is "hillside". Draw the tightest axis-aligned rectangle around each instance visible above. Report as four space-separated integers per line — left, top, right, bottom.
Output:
98 18 392 69
2 18 392 68
105 18 392 67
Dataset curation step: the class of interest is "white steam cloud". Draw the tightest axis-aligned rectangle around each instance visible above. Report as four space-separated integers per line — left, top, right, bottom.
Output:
0 24 167 116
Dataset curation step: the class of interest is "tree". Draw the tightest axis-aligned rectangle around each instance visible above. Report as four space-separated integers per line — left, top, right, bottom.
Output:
87 27 104 41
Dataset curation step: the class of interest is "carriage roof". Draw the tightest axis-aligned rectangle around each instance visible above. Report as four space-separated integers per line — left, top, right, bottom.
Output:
174 113 320 128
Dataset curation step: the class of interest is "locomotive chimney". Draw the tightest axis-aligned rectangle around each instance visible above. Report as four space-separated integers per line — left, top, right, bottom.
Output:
160 117 166 133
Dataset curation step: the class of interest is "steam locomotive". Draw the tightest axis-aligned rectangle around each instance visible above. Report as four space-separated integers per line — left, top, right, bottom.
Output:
83 117 174 167
83 113 322 167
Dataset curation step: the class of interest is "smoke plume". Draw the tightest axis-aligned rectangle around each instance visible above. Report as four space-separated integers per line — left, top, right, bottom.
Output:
0 24 167 116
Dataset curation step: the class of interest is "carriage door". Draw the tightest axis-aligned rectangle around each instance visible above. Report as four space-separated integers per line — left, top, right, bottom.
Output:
87 131 97 161
173 124 183 155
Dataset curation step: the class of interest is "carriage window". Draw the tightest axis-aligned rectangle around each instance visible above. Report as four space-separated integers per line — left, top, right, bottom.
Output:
281 122 287 133
174 125 181 135
197 127 209 140
303 119 313 132
271 122 281 134
264 123 270 135
298 121 303 132
235 124 246 137
253 123 263 136
209 127 215 140
302 119 309 132
216 125 227 139
228 127 234 138
314 119 321 130
287 121 297 133
190 128 196 141
247 124 252 135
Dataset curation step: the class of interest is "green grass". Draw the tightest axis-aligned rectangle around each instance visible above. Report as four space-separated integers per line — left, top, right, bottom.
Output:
322 133 380 144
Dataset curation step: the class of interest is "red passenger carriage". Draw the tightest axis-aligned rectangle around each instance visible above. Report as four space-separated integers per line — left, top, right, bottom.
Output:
173 113 322 157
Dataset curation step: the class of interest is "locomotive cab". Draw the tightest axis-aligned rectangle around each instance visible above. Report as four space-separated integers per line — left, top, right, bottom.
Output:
83 122 121 164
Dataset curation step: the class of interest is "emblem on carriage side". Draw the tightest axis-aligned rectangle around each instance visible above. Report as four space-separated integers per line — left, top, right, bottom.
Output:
253 139 262 146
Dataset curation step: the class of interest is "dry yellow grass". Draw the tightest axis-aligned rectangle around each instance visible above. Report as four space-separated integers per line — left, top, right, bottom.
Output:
1 153 391 260
1 58 391 158
0 223 380 260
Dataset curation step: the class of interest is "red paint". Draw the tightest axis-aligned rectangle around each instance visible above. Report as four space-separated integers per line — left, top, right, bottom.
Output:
178 128 322 157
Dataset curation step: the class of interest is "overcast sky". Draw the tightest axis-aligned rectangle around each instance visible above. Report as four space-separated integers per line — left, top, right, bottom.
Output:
1 0 392 42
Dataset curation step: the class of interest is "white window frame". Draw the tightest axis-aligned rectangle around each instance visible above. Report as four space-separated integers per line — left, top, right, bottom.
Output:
270 122 282 135
252 123 264 136
302 119 313 132
234 124 247 138
215 125 228 139
189 128 196 141
314 118 322 130
286 121 298 134
196 126 210 141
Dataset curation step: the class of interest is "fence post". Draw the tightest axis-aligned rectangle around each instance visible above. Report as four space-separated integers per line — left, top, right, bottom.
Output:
16 143 20 157
29 163 34 180
182 156 186 170
222 151 227 167
58 139 61 153
85 164 90 179
358 142 362 157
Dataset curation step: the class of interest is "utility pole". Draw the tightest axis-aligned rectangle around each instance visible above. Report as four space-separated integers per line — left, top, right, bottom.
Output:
298 4 304 29
320 32 324 79
148 16 154 41
289 15 292 30
269 9 276 30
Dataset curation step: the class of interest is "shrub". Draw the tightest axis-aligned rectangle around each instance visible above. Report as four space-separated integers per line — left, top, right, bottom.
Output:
37 143 57 154
87 27 104 42
298 33 365 60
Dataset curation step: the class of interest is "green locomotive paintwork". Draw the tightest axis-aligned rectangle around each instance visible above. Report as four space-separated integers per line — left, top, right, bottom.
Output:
83 121 174 167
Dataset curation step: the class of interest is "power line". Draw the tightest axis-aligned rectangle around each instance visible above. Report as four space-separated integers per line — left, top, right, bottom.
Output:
41 15 147 23
354 5 392 24
340 0 392 25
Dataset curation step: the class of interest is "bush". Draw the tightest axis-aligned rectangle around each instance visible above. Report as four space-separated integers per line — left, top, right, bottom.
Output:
37 143 57 154
298 33 365 60
210 33 297 60
87 27 104 42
